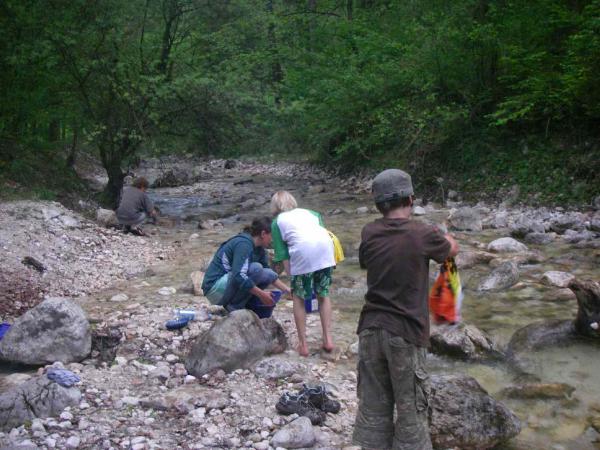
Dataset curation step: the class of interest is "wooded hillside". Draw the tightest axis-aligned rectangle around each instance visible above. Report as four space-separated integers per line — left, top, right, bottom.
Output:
1 0 598 205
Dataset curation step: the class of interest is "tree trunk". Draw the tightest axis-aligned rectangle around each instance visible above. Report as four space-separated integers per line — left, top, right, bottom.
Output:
48 119 60 142
347 0 353 20
66 123 80 168
103 159 125 209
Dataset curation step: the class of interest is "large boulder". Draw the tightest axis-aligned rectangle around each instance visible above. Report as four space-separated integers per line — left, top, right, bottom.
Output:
550 213 586 233
487 237 528 253
0 297 91 365
184 310 286 377
430 323 502 361
0 375 81 432
570 279 600 338
449 207 482 232
510 216 545 238
455 251 495 269
271 417 316 449
478 261 519 291
541 271 575 288
96 208 117 228
429 374 521 449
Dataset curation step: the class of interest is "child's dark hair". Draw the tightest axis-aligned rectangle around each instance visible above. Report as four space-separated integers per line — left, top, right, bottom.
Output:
375 196 413 215
243 216 272 236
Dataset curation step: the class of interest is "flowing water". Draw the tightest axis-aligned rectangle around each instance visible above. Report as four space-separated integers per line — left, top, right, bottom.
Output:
4 172 599 448
141 174 600 449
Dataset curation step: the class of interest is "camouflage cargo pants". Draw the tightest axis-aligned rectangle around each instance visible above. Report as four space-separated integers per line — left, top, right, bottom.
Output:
352 328 432 450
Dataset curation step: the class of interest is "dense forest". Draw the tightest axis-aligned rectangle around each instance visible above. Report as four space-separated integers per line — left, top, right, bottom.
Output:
1 0 599 206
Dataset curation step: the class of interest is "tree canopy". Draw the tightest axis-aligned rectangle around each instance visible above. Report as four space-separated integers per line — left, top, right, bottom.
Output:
1 0 598 205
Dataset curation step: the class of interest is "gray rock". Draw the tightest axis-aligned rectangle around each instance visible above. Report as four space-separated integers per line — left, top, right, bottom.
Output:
478 261 519 291
523 232 553 245
430 324 502 361
455 251 495 269
594 195 600 211
355 206 369 215
510 216 545 238
271 417 316 449
430 374 521 450
184 310 285 377
254 357 305 380
96 208 117 228
550 213 586 233
485 210 509 229
0 297 91 365
449 207 482 231
541 271 575 288
563 229 595 243
590 213 600 232
413 206 426 216
487 237 528 253
0 375 81 432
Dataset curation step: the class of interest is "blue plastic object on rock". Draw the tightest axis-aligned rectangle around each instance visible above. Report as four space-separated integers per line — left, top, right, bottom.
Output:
165 316 191 330
0 323 10 340
46 368 81 387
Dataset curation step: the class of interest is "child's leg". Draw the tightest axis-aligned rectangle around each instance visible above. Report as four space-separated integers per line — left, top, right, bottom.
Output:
292 294 309 356
317 295 334 351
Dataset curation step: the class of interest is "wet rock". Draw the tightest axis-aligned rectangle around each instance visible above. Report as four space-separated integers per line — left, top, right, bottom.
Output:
271 417 316 449
487 237 528 253
499 383 575 400
524 232 554 245
0 297 91 365
570 279 600 339
185 310 285 377
550 214 586 233
0 375 81 432
478 261 519 291
507 319 576 359
455 251 495 269
449 207 482 232
563 229 595 243
151 169 192 188
542 288 576 302
429 374 521 450
541 271 575 288
199 219 224 230
253 357 305 380
430 324 502 361
96 208 118 228
510 216 545 238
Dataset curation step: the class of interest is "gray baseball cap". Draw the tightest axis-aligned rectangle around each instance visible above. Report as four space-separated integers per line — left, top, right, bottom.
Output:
372 169 414 203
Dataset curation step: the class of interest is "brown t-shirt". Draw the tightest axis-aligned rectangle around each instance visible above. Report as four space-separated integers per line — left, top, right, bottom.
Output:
357 217 451 347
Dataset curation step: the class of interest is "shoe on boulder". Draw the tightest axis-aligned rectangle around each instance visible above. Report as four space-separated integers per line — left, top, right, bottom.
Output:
275 392 326 425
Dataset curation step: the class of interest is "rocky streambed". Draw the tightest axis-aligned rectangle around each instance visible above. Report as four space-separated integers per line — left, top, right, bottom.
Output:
1 158 599 450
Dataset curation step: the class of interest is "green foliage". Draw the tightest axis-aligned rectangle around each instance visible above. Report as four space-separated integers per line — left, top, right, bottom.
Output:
1 0 598 204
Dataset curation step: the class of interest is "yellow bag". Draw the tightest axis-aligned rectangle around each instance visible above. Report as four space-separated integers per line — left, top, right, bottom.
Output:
326 229 345 264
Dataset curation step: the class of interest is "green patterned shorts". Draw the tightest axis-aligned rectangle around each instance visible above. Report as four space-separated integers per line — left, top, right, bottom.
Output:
291 267 333 299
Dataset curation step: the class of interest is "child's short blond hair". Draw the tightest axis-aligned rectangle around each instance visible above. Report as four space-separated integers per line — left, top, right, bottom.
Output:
271 190 297 215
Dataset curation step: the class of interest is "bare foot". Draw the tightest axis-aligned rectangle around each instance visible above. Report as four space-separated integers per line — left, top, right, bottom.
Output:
322 340 335 352
297 343 309 357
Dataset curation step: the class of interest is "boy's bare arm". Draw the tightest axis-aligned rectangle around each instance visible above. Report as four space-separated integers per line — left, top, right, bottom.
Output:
445 233 459 257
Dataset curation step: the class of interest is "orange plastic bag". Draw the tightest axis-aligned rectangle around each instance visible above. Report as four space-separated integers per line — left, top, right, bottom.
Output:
429 257 463 324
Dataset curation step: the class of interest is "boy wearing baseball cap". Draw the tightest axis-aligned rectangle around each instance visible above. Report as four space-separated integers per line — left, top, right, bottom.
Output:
352 169 458 450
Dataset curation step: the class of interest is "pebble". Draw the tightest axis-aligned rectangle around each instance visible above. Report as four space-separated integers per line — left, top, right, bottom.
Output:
65 436 81 448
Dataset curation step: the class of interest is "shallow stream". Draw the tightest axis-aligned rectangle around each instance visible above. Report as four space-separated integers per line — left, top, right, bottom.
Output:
4 171 599 449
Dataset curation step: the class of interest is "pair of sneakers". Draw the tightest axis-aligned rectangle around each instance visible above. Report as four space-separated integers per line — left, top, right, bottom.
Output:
275 384 341 425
